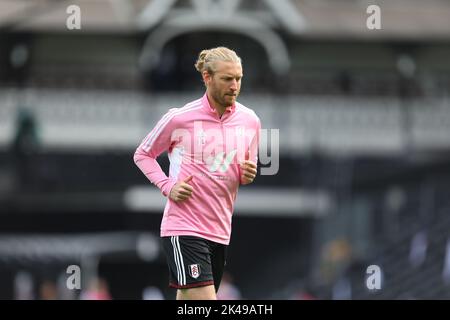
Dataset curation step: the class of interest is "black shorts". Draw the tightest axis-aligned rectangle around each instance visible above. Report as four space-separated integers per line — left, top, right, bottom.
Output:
161 235 227 292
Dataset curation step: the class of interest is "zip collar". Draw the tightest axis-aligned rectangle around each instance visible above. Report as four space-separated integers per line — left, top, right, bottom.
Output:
202 93 236 117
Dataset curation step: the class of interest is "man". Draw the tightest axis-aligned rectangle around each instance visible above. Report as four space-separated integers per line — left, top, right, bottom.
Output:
134 47 260 300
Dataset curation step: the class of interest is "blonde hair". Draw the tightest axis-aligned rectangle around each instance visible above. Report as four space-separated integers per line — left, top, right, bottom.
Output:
194 47 241 75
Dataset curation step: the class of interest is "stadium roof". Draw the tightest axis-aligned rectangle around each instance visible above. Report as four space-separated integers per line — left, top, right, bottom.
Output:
0 0 450 40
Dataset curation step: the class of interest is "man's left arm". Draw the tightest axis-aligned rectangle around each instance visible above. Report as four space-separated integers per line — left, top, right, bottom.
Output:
240 118 260 185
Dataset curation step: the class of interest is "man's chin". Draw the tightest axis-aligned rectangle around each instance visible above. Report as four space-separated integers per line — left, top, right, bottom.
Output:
225 95 237 104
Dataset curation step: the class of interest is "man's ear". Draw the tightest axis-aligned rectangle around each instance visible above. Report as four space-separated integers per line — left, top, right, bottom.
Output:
202 71 211 85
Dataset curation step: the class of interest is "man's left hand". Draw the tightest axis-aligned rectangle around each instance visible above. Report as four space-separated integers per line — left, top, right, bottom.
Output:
240 160 257 185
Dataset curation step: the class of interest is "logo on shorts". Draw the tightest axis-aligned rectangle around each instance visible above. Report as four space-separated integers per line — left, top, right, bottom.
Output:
189 264 201 279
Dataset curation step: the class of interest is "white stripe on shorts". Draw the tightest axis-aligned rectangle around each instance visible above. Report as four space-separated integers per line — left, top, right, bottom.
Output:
175 236 186 286
171 236 182 286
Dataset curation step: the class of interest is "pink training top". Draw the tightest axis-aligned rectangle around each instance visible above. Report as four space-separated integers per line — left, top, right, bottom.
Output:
134 93 260 245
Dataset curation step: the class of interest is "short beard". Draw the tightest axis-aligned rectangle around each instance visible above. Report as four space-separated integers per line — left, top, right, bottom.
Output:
212 90 228 108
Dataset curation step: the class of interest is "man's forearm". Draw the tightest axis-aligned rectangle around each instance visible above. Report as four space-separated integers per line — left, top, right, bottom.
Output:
134 149 177 197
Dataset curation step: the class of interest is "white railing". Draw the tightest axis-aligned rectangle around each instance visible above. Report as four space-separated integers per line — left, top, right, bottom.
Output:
1 88 449 155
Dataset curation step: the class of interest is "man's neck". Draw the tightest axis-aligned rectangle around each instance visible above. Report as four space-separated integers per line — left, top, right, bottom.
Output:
206 91 226 117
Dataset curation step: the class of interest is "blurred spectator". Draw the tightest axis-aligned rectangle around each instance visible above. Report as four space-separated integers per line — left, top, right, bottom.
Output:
39 280 58 300
409 231 428 268
331 276 352 300
319 238 353 285
442 238 450 284
217 272 242 300
11 108 40 156
291 290 316 300
80 278 112 300
14 271 35 300
290 282 317 300
10 108 40 190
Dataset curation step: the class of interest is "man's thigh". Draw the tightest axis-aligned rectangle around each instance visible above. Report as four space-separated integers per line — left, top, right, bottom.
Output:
161 236 215 290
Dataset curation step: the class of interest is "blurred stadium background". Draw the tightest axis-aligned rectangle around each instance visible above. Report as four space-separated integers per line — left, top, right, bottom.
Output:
1 0 450 300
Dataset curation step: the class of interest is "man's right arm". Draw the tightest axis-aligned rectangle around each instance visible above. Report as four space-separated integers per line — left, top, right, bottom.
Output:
133 109 178 197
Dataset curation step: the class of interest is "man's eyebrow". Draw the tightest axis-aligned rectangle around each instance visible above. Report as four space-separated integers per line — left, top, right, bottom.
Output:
221 74 243 78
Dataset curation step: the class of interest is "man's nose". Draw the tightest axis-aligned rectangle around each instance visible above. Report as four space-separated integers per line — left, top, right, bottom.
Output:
230 79 238 91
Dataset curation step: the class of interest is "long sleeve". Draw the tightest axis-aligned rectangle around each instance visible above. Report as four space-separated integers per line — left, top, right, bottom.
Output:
249 117 261 164
134 109 178 197
240 116 261 185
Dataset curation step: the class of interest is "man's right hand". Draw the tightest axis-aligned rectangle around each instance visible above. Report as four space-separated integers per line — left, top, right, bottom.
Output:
169 175 194 202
